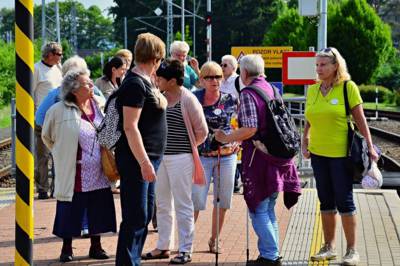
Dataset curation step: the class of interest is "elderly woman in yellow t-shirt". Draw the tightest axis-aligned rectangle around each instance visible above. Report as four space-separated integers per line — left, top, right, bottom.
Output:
302 47 378 266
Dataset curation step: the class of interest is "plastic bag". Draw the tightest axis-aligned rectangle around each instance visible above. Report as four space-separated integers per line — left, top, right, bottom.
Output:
361 161 383 189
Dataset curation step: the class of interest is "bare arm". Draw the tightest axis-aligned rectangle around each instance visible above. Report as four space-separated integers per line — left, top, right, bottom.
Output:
301 121 311 159
123 106 156 182
351 104 379 162
214 127 257 143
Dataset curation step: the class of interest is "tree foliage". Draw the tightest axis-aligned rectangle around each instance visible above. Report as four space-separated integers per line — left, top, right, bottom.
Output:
0 1 114 50
328 0 393 84
263 0 393 85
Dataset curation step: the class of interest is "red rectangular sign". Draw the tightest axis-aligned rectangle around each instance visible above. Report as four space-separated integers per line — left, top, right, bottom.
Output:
282 51 316 85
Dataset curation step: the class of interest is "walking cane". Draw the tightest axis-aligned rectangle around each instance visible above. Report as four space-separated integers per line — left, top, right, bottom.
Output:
246 208 250 263
215 145 221 266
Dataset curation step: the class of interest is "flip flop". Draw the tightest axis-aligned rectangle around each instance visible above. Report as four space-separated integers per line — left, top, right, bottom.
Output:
141 249 170 260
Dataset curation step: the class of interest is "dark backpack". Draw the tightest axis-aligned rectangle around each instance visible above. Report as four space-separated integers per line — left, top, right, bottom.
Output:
246 85 300 159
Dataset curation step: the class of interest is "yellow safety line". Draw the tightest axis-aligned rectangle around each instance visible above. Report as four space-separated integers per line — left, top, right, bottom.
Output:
309 198 329 266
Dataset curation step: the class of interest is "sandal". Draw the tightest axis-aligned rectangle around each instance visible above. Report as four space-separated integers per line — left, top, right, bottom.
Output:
141 249 170 260
208 238 222 254
170 252 192 264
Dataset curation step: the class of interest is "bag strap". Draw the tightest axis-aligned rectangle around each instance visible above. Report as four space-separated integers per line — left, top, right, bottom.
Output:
343 80 355 131
235 76 241 95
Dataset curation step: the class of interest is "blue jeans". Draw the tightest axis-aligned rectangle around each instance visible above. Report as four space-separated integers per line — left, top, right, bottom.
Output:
116 156 161 266
311 154 356 215
192 154 237 210
249 192 279 261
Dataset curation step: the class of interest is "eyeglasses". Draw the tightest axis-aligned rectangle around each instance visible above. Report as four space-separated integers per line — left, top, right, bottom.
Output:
81 79 93 87
220 63 229 68
320 47 336 59
203 75 223 81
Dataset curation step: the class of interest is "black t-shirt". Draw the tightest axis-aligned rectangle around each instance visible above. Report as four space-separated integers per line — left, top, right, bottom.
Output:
116 71 167 159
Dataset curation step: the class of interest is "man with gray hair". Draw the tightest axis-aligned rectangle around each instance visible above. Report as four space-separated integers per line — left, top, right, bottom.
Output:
33 41 63 199
215 54 301 266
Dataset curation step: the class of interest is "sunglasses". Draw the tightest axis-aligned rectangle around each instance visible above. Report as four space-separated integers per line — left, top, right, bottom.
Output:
220 63 229 68
53 52 63 56
203 75 223 81
320 47 336 59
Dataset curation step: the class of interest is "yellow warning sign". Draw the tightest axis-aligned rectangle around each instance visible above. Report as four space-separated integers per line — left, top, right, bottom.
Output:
231 46 293 68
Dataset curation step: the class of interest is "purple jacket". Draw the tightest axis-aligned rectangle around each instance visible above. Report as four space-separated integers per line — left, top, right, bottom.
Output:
239 77 301 212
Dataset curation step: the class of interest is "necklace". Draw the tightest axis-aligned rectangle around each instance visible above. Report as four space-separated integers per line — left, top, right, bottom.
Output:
320 83 333 96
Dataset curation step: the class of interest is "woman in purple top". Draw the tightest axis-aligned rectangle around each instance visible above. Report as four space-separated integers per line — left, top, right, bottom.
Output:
215 54 301 266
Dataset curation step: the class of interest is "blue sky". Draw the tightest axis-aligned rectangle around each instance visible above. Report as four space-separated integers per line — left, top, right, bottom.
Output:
1 0 114 13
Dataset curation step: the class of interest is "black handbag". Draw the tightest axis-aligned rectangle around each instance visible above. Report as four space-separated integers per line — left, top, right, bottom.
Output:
343 81 371 183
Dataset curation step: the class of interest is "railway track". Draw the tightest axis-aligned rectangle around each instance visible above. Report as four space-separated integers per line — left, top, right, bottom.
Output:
0 138 12 180
364 109 400 121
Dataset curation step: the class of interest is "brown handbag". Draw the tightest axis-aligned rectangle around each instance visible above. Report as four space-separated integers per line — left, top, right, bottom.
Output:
80 107 120 182
100 146 120 182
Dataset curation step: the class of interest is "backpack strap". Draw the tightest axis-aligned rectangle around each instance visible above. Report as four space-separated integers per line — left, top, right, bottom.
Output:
245 85 272 104
235 76 241 95
343 80 350 116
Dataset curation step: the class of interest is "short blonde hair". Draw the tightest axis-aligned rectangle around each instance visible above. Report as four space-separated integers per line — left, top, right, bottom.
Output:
317 47 350 85
134 33 166 64
170 41 190 55
200 61 223 78
221 55 238 71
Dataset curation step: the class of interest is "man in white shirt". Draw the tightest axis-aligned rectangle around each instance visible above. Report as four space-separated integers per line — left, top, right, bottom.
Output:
34 42 63 199
220 55 244 99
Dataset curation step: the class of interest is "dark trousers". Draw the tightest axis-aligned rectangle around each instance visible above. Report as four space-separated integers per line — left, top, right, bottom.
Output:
34 125 50 193
115 153 161 266
311 154 356 215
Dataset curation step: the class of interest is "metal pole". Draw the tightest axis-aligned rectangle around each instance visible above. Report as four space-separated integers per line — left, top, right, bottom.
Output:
55 0 60 43
375 87 379 119
15 0 34 264
318 0 327 50
166 0 173 54
181 0 185 41
11 98 16 177
42 0 46 43
207 0 212 61
124 17 128 49
193 0 196 56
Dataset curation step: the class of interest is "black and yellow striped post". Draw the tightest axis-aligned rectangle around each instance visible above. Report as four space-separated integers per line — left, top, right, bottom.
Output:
15 0 34 265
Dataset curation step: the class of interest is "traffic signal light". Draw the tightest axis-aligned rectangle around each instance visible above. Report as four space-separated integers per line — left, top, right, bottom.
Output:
206 12 211 26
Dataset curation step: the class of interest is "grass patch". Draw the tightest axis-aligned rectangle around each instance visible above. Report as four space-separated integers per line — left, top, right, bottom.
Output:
0 104 11 129
363 102 400 112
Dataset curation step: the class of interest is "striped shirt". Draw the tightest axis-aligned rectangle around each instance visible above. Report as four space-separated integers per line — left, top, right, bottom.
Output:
164 102 192 155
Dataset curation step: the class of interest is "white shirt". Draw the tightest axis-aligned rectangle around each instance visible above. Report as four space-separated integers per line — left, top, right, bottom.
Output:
33 61 63 109
220 73 245 99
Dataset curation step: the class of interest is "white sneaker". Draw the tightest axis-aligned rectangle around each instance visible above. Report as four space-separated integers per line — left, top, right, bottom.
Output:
311 244 337 261
343 248 360 265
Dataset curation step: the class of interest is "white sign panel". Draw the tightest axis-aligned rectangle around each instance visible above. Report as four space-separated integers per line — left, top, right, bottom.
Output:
287 57 316 80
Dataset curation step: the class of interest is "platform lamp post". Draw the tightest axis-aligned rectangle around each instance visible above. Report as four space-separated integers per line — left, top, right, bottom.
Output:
15 0 35 265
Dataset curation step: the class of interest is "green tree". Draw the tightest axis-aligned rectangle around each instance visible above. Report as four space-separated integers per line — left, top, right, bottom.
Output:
328 0 393 84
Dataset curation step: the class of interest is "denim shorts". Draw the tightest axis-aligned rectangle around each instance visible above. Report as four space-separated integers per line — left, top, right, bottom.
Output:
311 153 356 215
192 154 237 210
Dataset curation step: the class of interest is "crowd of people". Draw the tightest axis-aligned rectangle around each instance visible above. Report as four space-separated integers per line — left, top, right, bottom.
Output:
33 33 377 266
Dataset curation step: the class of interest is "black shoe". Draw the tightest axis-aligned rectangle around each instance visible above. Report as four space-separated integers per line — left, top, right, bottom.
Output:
170 252 192 264
233 186 241 193
246 256 282 266
89 247 109 260
38 192 49 200
59 252 73 262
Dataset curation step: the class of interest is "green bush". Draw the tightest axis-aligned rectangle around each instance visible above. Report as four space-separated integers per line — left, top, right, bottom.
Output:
395 90 400 106
358 85 393 103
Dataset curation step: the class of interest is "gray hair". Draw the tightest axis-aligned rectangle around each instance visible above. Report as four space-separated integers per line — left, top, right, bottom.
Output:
61 68 90 102
41 41 62 59
239 54 265 78
170 40 190 55
61 55 89 76
221 55 238 71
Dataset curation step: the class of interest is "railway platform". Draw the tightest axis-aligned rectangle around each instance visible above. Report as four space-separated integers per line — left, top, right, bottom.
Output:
0 188 399 265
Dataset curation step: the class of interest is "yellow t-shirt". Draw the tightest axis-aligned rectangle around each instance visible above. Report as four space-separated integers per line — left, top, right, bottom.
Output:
304 80 363 158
